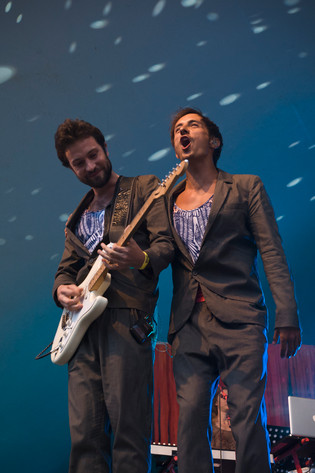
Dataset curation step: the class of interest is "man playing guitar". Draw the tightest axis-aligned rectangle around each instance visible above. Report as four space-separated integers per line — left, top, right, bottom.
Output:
53 118 174 473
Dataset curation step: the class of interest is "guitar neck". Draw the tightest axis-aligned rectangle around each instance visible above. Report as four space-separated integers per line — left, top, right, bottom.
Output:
116 191 158 247
88 160 188 292
88 188 159 291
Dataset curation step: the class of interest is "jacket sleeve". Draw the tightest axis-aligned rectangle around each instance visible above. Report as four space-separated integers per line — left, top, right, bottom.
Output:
134 175 175 278
248 176 300 329
52 236 87 307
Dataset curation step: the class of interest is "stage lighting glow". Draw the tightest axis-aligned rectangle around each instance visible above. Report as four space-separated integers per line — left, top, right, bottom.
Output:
284 0 300 6
148 148 170 162
27 115 40 122
252 25 268 34
31 188 42 196
90 19 109 29
219 93 241 106
132 74 150 83
288 7 301 14
286 177 303 188
288 141 300 148
256 82 271 90
5 2 12 13
152 0 166 17
103 2 112 16
148 63 166 73
95 84 112 93
69 42 77 53
0 65 16 85
187 92 203 101
207 12 219 21
59 214 70 222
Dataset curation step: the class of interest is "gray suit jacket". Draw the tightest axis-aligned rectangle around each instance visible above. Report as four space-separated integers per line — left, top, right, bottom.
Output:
53 175 174 316
168 170 300 340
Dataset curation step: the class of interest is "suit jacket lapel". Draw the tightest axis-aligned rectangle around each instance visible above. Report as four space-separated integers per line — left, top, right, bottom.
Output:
169 179 194 266
199 169 233 248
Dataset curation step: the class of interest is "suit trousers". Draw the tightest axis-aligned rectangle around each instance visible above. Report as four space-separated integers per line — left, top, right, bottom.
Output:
67 307 154 473
172 302 271 473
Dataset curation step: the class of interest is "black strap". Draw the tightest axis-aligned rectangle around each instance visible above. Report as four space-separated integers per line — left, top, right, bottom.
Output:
109 176 135 243
35 342 58 360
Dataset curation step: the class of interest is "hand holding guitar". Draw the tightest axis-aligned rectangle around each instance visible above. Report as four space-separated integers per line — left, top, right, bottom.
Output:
57 284 84 312
98 237 147 271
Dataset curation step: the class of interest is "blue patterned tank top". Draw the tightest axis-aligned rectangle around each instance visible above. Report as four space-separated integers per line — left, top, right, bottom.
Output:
75 209 105 254
173 195 213 263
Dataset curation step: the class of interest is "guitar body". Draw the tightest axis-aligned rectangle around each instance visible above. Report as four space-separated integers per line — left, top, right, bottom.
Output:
51 261 111 365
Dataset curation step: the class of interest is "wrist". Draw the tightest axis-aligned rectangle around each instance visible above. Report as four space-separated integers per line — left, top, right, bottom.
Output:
139 251 150 270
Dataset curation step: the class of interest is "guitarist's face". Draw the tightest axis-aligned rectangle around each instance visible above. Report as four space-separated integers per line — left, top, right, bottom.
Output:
65 137 112 188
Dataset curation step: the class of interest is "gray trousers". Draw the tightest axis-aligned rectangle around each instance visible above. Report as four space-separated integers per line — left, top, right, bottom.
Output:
67 308 154 473
172 302 271 473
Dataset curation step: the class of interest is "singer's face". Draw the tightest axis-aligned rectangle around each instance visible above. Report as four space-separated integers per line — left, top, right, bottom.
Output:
173 113 212 161
65 137 112 188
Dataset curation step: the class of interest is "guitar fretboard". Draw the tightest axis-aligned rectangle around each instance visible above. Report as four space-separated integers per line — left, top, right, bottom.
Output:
88 161 188 292
88 187 160 291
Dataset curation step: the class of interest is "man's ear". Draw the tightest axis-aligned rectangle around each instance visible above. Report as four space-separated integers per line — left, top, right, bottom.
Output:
210 138 220 149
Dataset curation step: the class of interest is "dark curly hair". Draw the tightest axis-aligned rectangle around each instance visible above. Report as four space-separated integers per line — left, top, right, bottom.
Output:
55 118 107 167
170 107 223 166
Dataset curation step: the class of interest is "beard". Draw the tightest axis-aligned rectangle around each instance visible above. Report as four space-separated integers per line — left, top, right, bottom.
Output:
79 158 112 188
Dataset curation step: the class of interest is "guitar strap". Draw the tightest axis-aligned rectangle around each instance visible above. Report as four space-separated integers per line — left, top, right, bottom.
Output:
109 176 136 243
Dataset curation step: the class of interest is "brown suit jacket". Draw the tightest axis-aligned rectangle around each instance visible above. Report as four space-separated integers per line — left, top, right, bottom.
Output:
53 175 174 316
168 170 300 340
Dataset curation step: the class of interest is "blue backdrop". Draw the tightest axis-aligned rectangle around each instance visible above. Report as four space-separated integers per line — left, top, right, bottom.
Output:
0 1 314 471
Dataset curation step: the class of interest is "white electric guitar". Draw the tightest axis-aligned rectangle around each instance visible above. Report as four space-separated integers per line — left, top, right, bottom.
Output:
50 160 188 365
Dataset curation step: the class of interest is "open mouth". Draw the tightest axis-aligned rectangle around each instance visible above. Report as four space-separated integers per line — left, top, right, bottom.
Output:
180 136 191 150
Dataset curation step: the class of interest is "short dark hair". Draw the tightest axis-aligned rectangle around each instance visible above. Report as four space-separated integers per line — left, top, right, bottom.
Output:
54 118 107 167
170 107 223 165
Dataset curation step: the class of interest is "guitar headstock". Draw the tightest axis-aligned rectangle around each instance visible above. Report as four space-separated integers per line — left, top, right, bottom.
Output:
153 160 189 198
